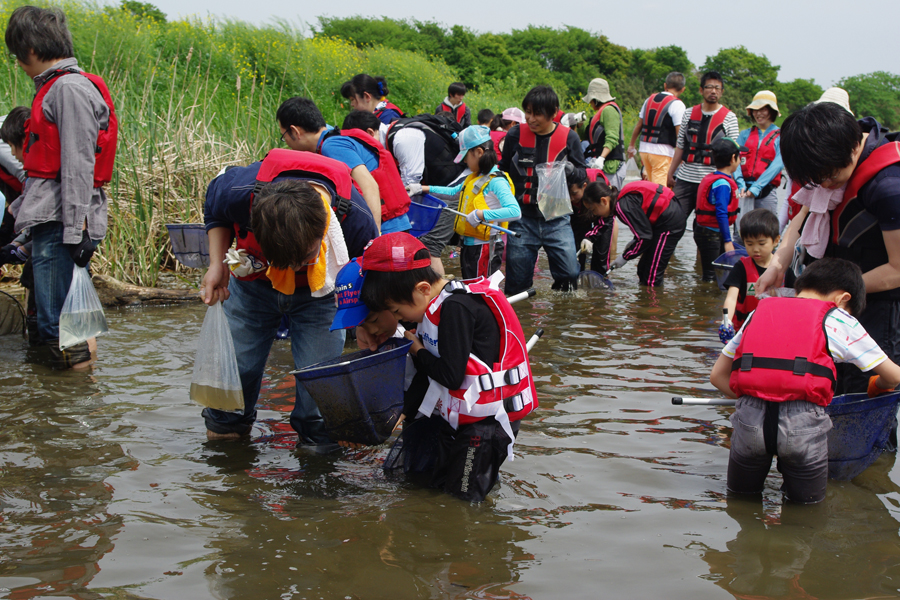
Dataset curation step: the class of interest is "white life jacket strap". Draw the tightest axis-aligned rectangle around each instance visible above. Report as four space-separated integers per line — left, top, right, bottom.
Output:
461 363 529 410
459 388 535 461
418 379 446 419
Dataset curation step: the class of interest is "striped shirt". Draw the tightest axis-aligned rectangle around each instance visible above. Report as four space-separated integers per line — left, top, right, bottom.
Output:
674 106 740 184
724 306 887 372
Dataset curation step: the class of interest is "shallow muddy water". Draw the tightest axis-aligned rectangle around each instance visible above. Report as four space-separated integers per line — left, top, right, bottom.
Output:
3 232 900 600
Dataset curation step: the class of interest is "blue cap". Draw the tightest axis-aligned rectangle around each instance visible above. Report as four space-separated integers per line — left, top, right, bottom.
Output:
330 258 369 331
454 125 492 163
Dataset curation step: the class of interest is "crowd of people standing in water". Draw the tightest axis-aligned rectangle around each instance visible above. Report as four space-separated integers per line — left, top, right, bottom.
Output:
3 5 900 503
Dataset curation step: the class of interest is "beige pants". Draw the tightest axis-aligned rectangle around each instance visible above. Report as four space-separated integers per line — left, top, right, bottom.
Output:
640 152 673 186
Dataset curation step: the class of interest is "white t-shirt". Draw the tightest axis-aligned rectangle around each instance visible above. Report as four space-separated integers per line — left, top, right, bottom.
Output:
637 93 686 158
723 306 887 372
379 124 426 185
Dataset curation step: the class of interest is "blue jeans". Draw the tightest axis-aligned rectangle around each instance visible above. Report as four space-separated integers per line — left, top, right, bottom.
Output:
505 214 579 295
202 277 345 443
30 221 99 343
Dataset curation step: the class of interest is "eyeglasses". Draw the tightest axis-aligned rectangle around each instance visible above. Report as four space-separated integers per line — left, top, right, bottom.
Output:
703 85 723 91
280 129 288 143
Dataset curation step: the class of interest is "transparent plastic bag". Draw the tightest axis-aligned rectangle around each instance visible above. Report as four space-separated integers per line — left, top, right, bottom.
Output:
190 302 244 413
59 265 108 350
536 161 573 220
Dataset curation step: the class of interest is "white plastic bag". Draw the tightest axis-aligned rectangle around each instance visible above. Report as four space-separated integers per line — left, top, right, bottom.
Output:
536 161 573 220
190 302 244 413
59 265 108 350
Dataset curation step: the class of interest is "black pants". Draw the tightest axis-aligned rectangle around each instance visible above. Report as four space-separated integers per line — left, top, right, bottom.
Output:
459 239 503 280
572 215 613 275
635 205 686 287
693 221 725 281
673 178 701 219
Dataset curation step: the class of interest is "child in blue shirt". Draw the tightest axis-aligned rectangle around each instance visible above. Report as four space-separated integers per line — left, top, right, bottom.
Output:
694 137 745 281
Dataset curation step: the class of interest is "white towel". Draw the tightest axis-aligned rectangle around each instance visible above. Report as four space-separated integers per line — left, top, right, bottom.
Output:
310 203 349 298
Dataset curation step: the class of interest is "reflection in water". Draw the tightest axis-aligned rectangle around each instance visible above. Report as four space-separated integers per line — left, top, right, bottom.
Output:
2 239 900 597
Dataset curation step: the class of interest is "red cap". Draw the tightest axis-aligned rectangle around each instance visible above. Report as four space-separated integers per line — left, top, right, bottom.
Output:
361 232 432 272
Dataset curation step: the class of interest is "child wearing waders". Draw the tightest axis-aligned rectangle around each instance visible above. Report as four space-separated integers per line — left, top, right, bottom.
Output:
569 169 615 275
581 180 686 286
710 258 900 503
407 126 520 280
360 233 538 501
694 137 744 282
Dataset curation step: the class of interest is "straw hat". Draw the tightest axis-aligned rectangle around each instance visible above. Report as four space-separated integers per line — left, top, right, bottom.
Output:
582 78 615 104
814 87 853 115
745 90 781 117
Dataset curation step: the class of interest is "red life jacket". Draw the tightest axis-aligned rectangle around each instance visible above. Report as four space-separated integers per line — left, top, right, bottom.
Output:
695 172 739 228
0 165 23 194
489 130 506 161
586 168 609 185
733 256 760 329
640 92 678 146
374 101 404 121
517 123 570 205
730 297 838 407
553 110 564 124
233 149 355 282
786 180 802 221
320 128 410 221
438 101 467 124
618 181 674 225
586 101 625 161
684 105 729 166
740 127 782 186
23 69 117 188
416 273 538 459
830 141 900 247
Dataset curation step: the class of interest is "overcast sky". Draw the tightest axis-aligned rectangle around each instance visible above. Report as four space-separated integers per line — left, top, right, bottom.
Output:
149 0 896 87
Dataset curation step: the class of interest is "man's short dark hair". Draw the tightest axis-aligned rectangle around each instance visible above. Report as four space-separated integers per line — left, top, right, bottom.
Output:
5 5 74 63
477 108 495 126
448 82 466 97
251 180 328 269
739 208 780 242
360 248 441 311
342 110 382 132
795 257 866 316
276 97 326 133
665 71 685 92
700 71 723 89
780 102 863 187
0 106 30 147
522 86 559 119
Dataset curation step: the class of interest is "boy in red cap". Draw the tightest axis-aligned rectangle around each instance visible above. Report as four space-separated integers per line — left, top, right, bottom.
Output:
360 232 537 501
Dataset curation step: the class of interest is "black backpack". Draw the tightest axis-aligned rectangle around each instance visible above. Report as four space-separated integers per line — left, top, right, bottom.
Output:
385 113 466 186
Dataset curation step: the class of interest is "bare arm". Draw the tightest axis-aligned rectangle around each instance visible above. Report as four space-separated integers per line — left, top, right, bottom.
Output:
755 205 809 295
861 229 900 294
200 227 234 305
666 148 684 189
872 358 900 391
723 287 740 323
627 118 643 159
350 165 382 233
710 354 738 399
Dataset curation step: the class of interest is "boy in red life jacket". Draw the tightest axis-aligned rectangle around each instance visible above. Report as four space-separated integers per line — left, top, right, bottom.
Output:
360 233 537 502
710 259 900 503
719 209 781 343
6 6 116 370
435 82 471 129
694 137 745 282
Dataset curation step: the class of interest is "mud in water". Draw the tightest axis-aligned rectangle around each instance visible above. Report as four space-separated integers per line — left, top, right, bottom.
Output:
2 232 900 599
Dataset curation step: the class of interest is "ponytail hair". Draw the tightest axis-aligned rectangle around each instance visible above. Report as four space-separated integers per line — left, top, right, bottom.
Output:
476 140 498 175
582 181 620 215
341 74 389 100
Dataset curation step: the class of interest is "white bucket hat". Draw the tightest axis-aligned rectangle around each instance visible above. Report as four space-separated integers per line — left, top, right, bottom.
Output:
745 90 781 117
582 78 614 104
814 87 853 115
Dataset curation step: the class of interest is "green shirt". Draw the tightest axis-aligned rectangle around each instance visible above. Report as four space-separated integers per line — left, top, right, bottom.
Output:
599 105 623 175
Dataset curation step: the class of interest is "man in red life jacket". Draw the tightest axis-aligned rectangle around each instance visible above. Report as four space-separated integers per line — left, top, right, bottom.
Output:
627 72 687 186
6 6 117 369
666 71 739 219
435 82 471 129
277 97 411 235
582 78 627 188
497 86 587 295
758 102 900 408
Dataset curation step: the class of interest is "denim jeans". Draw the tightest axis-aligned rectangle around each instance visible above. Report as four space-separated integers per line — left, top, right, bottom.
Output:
505 214 579 295
202 276 345 443
30 221 100 343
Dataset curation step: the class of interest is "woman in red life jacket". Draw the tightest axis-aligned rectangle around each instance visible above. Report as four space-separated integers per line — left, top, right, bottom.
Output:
569 170 615 275
581 181 686 287
340 74 404 126
734 91 783 231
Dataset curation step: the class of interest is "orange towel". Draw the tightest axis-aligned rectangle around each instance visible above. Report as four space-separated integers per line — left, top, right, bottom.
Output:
266 193 332 295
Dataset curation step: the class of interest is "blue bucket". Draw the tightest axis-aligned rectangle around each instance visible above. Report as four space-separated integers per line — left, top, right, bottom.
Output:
826 391 900 480
293 338 411 445
407 193 447 238
712 245 748 291
166 224 210 269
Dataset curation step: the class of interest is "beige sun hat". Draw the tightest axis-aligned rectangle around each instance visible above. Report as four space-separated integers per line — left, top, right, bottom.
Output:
745 90 781 117
582 78 615 104
814 87 853 115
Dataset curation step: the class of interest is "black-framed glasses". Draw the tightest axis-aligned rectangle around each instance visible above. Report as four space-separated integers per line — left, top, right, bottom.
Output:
703 85 723 91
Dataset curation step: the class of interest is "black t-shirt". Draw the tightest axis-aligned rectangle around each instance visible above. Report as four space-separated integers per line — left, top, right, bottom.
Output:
404 291 500 418
723 259 765 305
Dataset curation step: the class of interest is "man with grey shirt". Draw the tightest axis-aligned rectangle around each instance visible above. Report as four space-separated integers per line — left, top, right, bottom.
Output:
5 5 117 369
